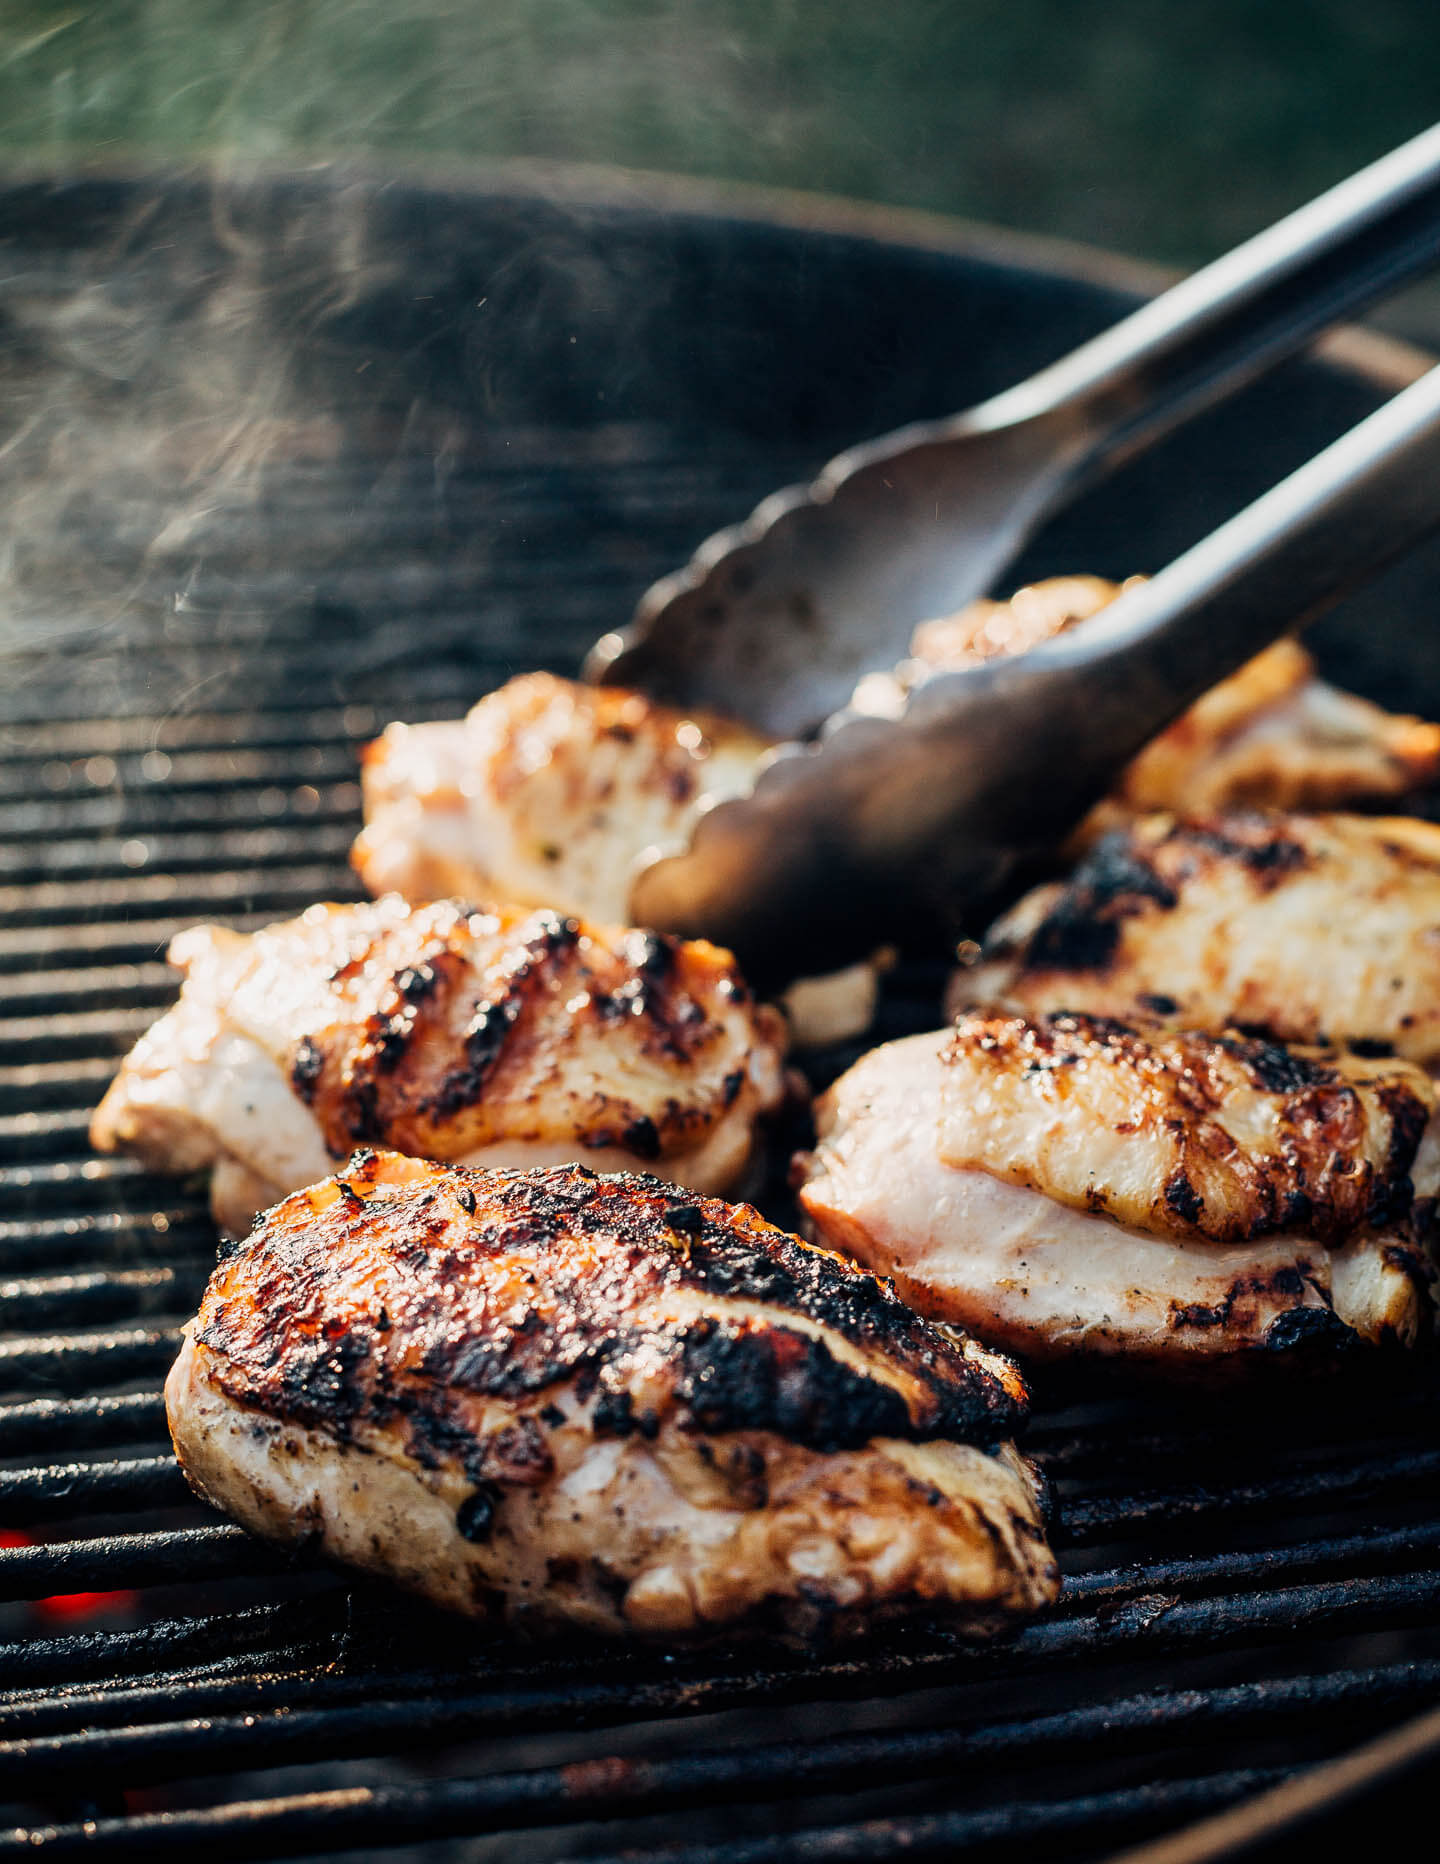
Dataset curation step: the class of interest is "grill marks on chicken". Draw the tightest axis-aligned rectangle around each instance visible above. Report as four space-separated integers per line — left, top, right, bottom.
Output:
954 811 1440 1062
797 1027 1438 1365
168 1151 1057 1637
940 1012 1433 1248
91 896 786 1233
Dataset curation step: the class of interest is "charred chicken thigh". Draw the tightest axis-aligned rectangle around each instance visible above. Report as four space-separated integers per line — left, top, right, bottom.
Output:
92 896 786 1234
952 810 1440 1062
797 1013 1437 1365
167 1150 1059 1638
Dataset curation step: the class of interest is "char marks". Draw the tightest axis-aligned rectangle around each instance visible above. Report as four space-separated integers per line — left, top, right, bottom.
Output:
194 1154 1028 1468
939 1010 1434 1247
953 811 1440 1065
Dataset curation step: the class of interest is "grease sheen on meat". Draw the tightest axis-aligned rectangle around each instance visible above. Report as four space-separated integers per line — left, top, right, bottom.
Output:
167 1150 1058 1638
939 1012 1433 1247
797 1024 1437 1365
91 896 786 1234
952 811 1440 1062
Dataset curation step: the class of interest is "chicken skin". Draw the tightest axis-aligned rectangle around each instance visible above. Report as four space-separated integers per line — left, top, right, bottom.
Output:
349 671 880 1046
952 811 1440 1063
353 672 771 926
92 896 787 1234
796 1017 1437 1366
852 577 1440 827
167 1150 1059 1639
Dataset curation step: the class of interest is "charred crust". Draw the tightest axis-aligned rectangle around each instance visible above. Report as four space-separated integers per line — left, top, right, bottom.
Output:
195 1161 1028 1465
1169 1302 1226 1330
950 1009 1432 1244
473 1416 553 1485
1007 815 1311 981
1214 1034 1336 1096
625 930 675 981
1015 832 1178 975
621 1115 662 1161
291 1037 324 1103
394 963 439 1003
1139 994 1179 1017
285 902 760 1165
1262 1306 1357 1355
1163 1169 1204 1227
674 1319 917 1452
1181 818 1310 883
456 1483 504 1544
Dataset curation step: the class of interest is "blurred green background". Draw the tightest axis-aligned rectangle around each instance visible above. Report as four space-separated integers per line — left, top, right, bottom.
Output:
3 0 1440 336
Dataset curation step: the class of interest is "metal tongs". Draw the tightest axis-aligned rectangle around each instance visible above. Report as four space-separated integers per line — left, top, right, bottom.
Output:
585 126 1440 986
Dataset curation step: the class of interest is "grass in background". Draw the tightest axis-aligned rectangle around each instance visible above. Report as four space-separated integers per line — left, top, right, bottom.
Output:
1 0 1438 275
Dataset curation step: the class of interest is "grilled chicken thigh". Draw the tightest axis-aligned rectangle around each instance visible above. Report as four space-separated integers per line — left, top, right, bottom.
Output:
952 811 1440 1063
852 577 1440 826
352 670 879 1045
796 1016 1437 1364
168 1150 1059 1638
353 672 770 925
92 896 786 1234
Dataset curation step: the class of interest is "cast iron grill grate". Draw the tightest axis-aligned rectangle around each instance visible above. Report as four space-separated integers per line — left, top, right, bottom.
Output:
3 163 1440 1863
3 671 1440 1862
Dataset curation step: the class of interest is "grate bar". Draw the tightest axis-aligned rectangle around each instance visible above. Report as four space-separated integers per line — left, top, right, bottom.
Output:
0 1597 346 1695
0 1763 1285 1862
0 915 270 972
0 1326 183 1395
3 787 361 846
3 1652 1434 1800
3 1477 1438 1606
0 1211 210 1276
0 1393 169 1457
0 863 365 929
5 1569 1440 1742
0 822 356 885
0 968 176 1016
0 1060 122 1115
0 1111 106 1161
0 1454 192 1526
0 1527 286 1604
1058 1446 1440 1543
0 1265 208 1332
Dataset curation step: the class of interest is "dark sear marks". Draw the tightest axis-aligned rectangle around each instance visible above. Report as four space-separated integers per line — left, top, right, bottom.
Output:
940 1011 1435 1246
998 814 1310 980
277 899 782 1167
194 1152 1029 1486
950 811 1440 1071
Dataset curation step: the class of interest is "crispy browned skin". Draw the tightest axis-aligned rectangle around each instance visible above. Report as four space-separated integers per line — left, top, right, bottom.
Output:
289 901 779 1166
940 1011 1433 1247
195 1150 1027 1455
798 1029 1437 1367
171 1153 1058 1636
352 672 771 926
953 811 1440 1062
92 896 788 1232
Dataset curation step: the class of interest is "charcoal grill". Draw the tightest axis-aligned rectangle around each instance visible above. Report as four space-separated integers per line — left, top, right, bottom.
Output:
3 163 1440 1862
